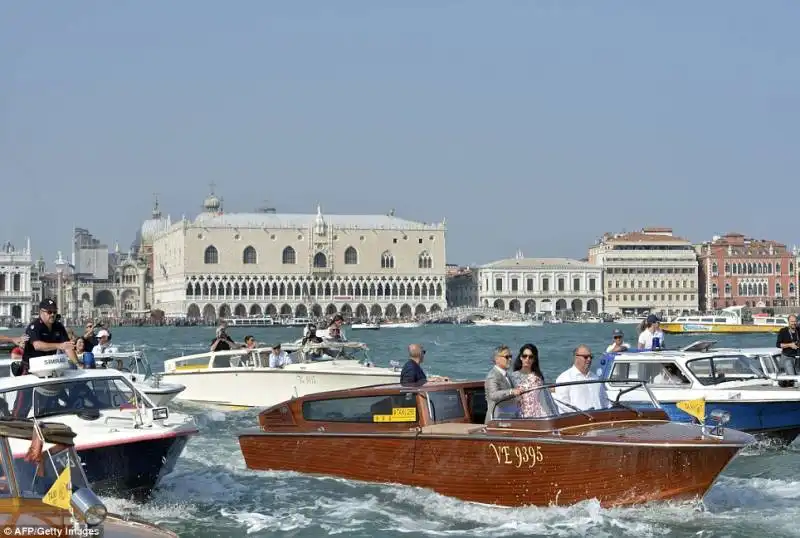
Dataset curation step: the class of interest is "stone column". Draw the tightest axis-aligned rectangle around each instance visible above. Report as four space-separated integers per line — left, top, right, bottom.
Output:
138 267 147 311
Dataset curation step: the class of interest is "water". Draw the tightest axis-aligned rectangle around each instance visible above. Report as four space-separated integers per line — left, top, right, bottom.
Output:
92 324 800 537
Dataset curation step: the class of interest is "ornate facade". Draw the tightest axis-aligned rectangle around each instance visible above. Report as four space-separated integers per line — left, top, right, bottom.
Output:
478 251 603 314
0 239 33 322
588 227 699 315
696 233 797 311
151 193 447 322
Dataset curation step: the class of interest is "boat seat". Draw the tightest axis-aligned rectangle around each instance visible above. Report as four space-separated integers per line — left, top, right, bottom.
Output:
418 423 486 435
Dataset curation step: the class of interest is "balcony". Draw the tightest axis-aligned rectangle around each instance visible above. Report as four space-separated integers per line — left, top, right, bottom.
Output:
0 290 31 299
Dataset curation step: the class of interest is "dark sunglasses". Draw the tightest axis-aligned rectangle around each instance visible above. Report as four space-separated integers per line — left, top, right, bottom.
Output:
501 354 512 359
576 353 593 360
521 353 535 359
613 335 622 339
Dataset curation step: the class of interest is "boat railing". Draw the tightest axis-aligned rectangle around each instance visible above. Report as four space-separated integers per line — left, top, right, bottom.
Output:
162 342 374 373
490 379 661 422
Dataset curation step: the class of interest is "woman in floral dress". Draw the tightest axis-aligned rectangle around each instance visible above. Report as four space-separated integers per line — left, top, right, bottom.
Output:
510 343 547 418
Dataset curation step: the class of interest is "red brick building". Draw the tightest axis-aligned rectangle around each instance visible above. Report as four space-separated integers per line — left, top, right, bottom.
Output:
696 233 797 311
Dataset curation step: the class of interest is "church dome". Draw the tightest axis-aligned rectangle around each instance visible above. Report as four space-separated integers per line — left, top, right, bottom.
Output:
203 194 221 212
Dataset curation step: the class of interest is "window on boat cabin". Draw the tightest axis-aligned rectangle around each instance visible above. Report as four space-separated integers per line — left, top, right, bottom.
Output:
0 377 151 420
302 392 419 423
714 318 727 323
686 355 760 386
425 390 466 423
11 444 89 500
608 361 689 386
0 436 11 498
464 387 487 424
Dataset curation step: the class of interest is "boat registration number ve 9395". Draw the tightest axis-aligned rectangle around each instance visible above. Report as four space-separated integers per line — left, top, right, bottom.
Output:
296 374 318 385
489 443 544 468
373 407 417 422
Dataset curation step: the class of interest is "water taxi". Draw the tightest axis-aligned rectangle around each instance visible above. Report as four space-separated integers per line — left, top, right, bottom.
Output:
0 356 198 499
599 347 800 443
159 342 401 409
238 379 753 507
660 306 788 334
1 418 178 536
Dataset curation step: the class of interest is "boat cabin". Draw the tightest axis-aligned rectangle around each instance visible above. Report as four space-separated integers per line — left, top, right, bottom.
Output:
256 378 664 435
598 348 767 389
164 342 373 372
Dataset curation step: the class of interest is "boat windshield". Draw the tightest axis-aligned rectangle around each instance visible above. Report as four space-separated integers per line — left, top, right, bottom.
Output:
486 379 647 421
686 354 766 385
5 443 90 499
0 377 151 420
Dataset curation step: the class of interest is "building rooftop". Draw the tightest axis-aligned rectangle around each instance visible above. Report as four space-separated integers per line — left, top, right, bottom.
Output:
190 209 444 231
481 255 597 271
605 232 689 244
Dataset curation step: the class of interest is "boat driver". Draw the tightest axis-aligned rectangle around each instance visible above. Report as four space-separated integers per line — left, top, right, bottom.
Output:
21 298 77 375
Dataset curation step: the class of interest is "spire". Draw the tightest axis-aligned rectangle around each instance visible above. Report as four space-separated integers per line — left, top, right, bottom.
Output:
314 204 327 235
151 193 161 219
515 249 524 260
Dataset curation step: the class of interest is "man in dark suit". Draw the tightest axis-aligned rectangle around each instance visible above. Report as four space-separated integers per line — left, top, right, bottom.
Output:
484 344 522 423
400 344 449 386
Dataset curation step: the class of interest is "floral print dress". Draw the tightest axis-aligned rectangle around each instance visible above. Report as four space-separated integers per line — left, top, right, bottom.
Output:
511 370 545 418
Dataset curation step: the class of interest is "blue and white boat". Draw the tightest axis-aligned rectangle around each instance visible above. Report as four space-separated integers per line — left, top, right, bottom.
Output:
598 345 800 444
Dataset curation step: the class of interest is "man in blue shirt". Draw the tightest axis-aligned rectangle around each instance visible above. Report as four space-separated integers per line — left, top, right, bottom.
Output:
400 344 449 386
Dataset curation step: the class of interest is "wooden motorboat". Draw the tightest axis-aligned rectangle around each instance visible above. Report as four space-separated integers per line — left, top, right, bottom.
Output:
0 417 177 536
238 379 754 508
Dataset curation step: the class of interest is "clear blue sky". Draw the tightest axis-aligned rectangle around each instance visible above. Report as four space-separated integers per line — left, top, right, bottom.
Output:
2 2 799 267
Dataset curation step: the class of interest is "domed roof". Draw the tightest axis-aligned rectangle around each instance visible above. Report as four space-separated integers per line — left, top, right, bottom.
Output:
139 196 171 244
204 194 221 211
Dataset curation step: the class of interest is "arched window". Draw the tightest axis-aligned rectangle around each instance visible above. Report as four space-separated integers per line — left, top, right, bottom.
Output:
724 283 731 295
711 284 718 295
418 251 432 269
186 283 193 296
313 252 327 268
243 246 257 264
712 262 718 274
282 247 296 265
344 246 358 265
724 263 730 274
381 251 395 269
204 246 218 264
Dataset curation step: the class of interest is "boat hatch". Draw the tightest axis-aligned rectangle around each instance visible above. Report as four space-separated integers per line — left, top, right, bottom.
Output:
680 340 719 352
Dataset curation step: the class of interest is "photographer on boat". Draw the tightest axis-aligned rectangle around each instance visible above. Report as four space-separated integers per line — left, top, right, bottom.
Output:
211 322 236 351
776 314 800 374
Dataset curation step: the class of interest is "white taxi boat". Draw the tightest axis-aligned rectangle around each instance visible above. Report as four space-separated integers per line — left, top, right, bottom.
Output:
159 341 402 409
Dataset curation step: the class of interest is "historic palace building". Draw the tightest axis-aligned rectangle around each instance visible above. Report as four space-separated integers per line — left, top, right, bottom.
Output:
477 251 603 314
0 239 34 323
588 228 699 315
696 233 797 311
151 192 447 322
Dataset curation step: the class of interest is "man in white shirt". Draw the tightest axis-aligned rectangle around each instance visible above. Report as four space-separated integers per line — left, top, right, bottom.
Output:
268 343 292 368
638 315 665 350
554 345 610 413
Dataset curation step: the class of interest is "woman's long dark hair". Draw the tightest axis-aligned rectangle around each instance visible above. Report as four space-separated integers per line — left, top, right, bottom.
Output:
513 343 544 381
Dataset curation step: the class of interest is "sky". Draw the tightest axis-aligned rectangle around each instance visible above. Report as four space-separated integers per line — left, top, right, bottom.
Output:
2 1 799 267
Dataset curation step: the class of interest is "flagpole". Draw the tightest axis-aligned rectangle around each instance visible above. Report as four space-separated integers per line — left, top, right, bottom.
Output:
32 417 76 525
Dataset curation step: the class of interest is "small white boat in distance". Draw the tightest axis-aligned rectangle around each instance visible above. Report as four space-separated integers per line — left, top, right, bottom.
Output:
159 342 402 409
473 318 542 327
91 348 186 406
381 321 422 328
350 318 380 330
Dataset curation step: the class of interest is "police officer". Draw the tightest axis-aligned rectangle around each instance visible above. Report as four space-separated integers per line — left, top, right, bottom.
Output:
21 298 76 374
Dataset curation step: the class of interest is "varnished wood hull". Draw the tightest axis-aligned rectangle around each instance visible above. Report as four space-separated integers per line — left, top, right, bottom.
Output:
239 425 747 507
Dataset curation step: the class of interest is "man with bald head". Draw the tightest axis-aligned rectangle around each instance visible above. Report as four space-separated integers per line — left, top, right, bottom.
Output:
553 344 609 413
400 344 448 386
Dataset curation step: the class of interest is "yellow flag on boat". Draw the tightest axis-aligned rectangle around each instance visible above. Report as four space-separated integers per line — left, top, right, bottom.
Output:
42 465 71 510
676 398 706 422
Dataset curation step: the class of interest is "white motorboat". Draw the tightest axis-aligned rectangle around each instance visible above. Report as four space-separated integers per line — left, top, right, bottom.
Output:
380 321 422 328
473 318 542 327
0 355 199 499
159 342 402 409
599 346 800 444
90 347 186 406
350 320 380 330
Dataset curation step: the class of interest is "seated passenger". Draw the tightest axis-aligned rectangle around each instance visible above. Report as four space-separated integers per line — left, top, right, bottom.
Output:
268 344 292 368
652 363 689 385
554 345 610 412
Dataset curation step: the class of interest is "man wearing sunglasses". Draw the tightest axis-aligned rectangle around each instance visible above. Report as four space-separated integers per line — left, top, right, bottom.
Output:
553 345 609 413
20 298 77 375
